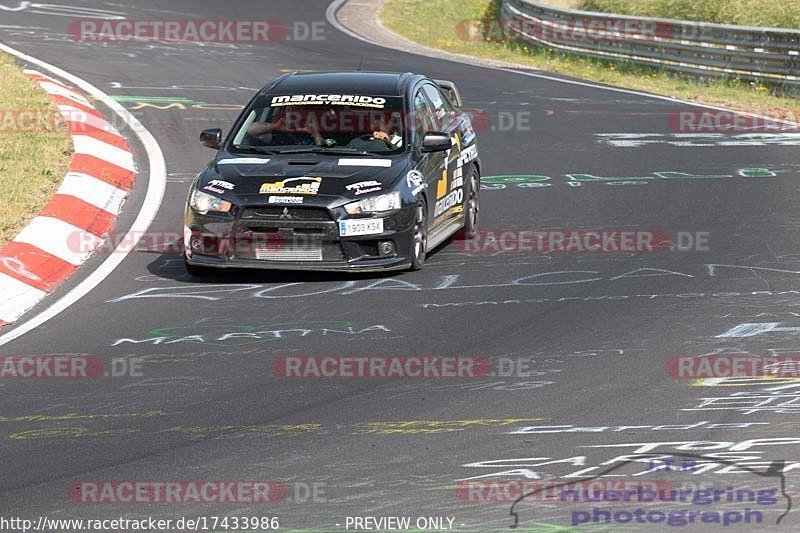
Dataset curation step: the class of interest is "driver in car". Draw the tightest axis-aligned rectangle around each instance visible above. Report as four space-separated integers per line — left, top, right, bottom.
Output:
246 108 402 149
246 110 323 146
370 112 403 148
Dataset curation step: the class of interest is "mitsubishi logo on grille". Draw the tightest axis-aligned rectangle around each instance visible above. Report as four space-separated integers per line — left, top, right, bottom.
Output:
279 207 292 220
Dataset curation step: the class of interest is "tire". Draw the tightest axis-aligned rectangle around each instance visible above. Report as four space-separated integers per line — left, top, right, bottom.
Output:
464 166 480 238
184 255 216 278
409 198 428 271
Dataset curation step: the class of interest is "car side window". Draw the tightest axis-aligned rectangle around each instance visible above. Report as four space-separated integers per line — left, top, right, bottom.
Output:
413 89 437 146
421 83 456 129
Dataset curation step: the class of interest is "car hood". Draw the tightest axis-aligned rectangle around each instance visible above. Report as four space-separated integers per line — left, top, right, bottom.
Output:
196 153 410 208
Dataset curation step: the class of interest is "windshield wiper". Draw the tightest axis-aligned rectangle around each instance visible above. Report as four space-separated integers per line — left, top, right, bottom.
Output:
233 145 280 155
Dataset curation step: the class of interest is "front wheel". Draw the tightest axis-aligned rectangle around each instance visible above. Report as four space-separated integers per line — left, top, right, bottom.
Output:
464 167 480 238
409 199 428 271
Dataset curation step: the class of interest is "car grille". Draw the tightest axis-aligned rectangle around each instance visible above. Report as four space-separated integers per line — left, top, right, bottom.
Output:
236 206 344 262
240 207 332 222
253 240 324 262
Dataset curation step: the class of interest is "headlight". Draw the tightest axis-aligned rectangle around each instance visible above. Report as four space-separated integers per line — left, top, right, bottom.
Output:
190 189 232 214
344 192 401 215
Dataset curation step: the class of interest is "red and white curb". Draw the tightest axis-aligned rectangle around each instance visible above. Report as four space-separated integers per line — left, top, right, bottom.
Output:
0 69 135 326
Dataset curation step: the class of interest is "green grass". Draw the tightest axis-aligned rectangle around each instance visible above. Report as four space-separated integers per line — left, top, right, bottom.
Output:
0 52 72 247
381 0 800 114
580 0 800 29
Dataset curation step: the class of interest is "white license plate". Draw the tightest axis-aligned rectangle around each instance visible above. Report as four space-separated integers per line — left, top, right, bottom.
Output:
339 218 384 237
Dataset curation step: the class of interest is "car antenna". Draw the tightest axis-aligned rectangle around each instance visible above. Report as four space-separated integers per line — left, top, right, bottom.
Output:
356 57 364 71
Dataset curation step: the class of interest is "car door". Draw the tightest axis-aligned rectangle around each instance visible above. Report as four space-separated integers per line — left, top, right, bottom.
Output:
420 83 465 228
411 87 447 231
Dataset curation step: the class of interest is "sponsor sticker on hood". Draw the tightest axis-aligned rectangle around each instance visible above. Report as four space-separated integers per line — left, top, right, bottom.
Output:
268 196 304 204
208 180 235 190
346 180 382 196
259 177 322 195
218 158 271 165
338 159 392 168
203 179 235 195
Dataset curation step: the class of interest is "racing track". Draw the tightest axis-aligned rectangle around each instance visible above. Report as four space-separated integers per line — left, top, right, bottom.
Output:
2 1 800 530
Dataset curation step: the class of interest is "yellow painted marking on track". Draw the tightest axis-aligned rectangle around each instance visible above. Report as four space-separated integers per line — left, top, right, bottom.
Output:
10 427 139 440
116 347 301 364
131 102 187 111
157 423 324 439
353 418 546 435
6 423 323 442
0 410 167 423
5 418 550 441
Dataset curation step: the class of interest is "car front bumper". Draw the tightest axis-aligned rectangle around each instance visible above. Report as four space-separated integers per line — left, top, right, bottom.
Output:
184 202 416 272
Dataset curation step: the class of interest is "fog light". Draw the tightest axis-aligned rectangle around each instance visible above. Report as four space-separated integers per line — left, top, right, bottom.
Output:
379 241 395 256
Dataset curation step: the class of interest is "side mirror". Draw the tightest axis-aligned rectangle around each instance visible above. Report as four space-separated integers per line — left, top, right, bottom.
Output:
200 128 222 149
422 132 453 153
434 79 463 108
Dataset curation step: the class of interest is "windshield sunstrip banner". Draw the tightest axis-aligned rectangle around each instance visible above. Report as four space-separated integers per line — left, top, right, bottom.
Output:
270 95 387 108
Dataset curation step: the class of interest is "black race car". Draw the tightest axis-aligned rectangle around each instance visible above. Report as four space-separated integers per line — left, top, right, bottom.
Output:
184 71 480 274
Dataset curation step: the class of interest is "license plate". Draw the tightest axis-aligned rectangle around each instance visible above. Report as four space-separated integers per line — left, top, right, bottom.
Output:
339 218 384 237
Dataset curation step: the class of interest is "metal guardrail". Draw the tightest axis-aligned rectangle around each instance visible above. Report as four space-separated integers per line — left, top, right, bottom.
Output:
501 0 800 87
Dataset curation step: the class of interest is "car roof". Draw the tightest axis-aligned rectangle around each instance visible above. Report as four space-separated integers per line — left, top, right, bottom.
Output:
264 72 421 97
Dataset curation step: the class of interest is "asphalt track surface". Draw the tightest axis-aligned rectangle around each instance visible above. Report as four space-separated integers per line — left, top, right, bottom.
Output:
2 1 800 531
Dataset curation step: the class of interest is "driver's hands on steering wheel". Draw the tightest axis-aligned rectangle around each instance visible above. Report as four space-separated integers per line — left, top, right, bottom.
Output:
300 122 324 146
371 130 391 142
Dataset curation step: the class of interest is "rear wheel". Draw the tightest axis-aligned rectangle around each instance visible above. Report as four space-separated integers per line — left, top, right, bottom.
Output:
464 166 480 238
409 199 428 271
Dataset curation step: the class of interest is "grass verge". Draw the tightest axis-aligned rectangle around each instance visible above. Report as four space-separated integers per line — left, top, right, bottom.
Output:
381 0 800 114
580 0 800 29
0 52 72 247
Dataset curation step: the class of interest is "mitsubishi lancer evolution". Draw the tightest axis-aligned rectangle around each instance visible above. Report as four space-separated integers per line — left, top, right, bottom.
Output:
184 71 480 274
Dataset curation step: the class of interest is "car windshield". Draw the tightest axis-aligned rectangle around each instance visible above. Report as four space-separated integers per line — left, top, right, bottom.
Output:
230 93 406 155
